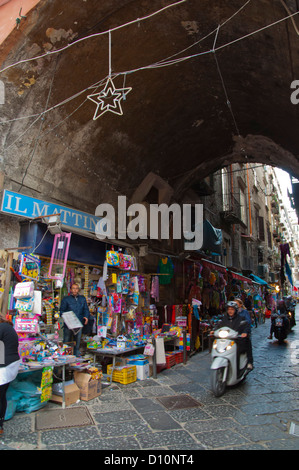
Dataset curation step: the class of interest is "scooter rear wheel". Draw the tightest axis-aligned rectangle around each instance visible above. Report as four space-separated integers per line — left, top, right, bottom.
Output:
211 367 227 397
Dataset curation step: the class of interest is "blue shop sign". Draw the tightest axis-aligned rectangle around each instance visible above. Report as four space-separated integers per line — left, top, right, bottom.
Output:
1 189 100 234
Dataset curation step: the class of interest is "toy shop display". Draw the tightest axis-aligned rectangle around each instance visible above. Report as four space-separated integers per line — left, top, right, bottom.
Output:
13 281 42 339
3 243 193 422
18 253 41 281
48 232 72 281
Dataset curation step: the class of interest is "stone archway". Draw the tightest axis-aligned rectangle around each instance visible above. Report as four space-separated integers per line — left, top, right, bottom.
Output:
0 0 299 211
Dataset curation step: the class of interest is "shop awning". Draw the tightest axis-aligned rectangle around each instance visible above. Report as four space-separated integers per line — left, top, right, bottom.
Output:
201 259 227 274
228 271 253 283
249 274 268 286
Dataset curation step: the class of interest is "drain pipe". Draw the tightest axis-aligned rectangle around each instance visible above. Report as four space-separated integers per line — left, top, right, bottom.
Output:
246 163 253 236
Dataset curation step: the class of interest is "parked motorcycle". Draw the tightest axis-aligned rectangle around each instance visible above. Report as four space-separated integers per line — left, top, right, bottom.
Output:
211 327 249 397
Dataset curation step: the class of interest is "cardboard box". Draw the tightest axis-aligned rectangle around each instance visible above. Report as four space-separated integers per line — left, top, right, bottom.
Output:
136 362 149 380
74 371 102 401
50 382 80 406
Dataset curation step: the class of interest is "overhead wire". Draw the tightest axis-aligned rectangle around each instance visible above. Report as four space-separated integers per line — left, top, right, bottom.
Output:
0 4 297 129
17 56 59 192
143 0 252 68
1 0 298 178
2 76 109 153
0 0 187 74
214 8 299 52
279 0 299 35
1 0 296 79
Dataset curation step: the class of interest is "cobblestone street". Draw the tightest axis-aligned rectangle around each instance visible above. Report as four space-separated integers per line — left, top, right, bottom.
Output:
2 0 299 456
1 314 299 451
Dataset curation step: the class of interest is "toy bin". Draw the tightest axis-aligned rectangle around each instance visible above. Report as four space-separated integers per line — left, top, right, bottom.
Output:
107 364 137 385
165 353 176 369
172 350 184 364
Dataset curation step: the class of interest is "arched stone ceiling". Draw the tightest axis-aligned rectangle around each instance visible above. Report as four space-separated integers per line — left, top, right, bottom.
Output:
0 0 299 213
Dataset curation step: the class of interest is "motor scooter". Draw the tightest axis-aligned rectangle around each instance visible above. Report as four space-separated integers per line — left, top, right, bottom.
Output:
211 326 249 397
273 313 289 344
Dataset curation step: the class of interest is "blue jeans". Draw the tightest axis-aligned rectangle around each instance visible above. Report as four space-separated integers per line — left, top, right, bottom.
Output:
63 326 82 356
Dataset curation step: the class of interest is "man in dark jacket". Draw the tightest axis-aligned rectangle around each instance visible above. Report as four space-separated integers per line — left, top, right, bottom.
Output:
215 301 252 370
60 283 90 356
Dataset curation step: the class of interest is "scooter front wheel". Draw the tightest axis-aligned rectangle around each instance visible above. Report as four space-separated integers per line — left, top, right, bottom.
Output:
211 367 227 397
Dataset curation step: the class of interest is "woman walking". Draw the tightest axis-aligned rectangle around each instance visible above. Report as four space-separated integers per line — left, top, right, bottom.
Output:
0 316 20 435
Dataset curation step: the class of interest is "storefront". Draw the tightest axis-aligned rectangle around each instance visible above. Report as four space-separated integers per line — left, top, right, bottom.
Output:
0 191 189 420
0 189 273 420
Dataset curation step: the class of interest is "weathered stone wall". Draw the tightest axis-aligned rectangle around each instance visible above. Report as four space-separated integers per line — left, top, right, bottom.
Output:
0 0 299 219
0 213 20 249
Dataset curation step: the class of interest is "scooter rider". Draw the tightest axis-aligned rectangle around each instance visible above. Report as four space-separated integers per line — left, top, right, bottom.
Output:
214 301 252 370
268 298 289 339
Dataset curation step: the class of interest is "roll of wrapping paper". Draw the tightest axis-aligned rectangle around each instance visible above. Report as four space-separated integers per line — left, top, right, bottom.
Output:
9 287 14 310
171 305 176 324
84 266 89 299
7 287 13 317
7 287 14 322
45 302 53 325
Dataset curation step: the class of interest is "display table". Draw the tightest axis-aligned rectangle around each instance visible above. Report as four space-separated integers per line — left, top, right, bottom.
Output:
87 345 146 386
18 357 84 409
88 331 187 382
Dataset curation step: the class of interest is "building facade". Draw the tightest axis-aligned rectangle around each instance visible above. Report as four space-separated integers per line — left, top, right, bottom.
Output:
190 164 299 290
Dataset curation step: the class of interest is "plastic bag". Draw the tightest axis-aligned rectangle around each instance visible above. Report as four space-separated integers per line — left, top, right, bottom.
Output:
4 386 22 421
4 400 18 421
17 395 47 414
144 343 155 356
4 370 46 417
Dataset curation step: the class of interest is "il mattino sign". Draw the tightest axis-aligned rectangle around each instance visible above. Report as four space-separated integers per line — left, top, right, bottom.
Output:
1 190 100 234
1 190 203 250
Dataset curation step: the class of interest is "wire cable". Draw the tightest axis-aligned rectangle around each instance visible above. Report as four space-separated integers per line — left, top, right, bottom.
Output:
17 57 59 192
0 0 187 74
0 4 297 129
31 228 49 254
1 2 298 161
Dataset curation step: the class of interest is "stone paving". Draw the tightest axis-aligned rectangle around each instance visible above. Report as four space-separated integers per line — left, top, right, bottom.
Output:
1 312 299 450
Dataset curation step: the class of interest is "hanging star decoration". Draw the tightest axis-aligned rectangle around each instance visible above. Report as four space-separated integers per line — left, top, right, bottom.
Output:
87 77 132 120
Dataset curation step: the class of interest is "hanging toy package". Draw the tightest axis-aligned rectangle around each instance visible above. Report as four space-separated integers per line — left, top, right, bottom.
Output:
106 247 119 266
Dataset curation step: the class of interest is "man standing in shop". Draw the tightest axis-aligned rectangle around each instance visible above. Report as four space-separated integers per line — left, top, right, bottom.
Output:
60 283 90 357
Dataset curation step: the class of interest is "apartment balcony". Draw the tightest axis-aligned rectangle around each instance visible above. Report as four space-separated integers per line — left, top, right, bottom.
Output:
271 196 280 214
220 194 247 227
272 230 283 242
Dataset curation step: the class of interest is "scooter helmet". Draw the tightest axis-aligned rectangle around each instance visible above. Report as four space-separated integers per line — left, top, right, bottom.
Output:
226 301 238 312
